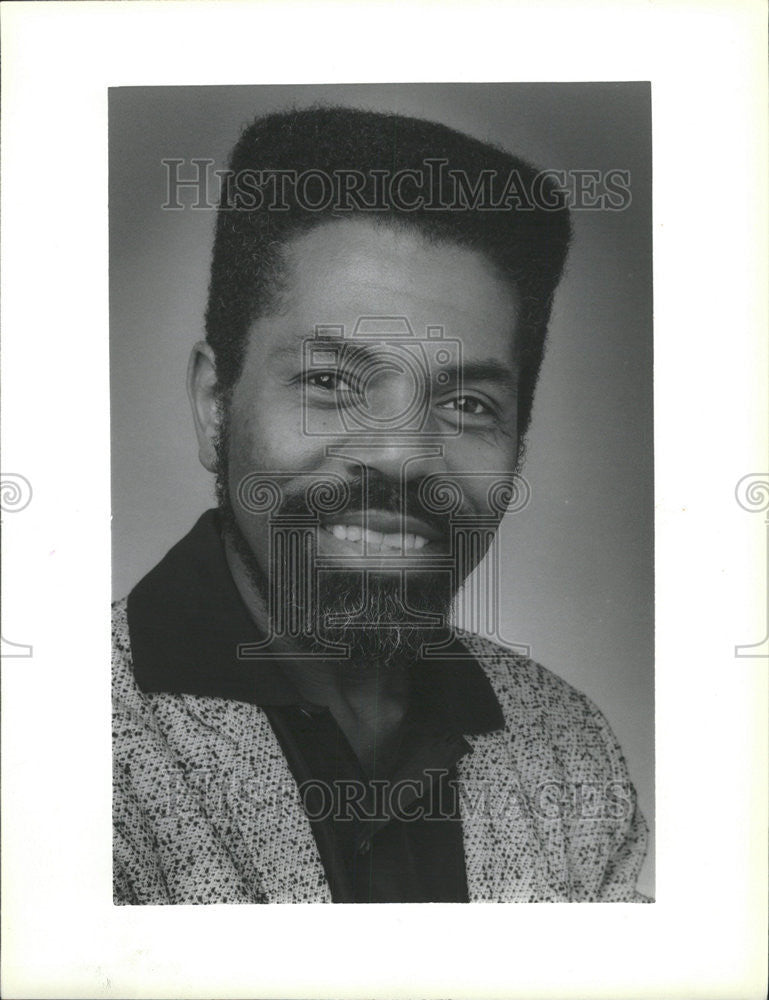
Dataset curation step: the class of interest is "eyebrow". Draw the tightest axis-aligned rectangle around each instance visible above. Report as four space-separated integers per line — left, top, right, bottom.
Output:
440 360 518 391
271 335 518 390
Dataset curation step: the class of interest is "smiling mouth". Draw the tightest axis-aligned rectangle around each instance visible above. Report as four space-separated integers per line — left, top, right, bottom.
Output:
317 509 446 554
320 523 431 551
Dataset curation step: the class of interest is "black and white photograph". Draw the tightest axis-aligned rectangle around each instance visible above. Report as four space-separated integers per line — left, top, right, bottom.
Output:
1 2 766 998
110 83 654 905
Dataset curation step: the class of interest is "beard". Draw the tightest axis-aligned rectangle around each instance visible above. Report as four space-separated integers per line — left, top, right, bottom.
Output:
214 413 456 670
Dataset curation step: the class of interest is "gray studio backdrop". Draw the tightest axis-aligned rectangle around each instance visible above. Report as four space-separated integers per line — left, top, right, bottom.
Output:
109 83 654 896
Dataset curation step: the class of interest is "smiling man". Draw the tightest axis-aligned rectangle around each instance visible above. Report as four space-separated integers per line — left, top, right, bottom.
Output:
112 106 649 903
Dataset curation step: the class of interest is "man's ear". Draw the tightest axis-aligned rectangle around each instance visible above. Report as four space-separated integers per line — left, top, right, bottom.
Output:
187 341 221 473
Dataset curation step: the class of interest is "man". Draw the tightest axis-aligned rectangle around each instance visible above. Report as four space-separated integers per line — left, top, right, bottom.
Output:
113 106 649 903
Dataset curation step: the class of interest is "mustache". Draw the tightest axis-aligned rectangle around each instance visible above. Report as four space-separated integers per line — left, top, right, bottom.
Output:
272 474 472 539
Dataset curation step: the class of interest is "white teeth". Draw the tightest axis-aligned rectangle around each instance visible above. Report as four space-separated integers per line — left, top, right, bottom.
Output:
323 525 430 551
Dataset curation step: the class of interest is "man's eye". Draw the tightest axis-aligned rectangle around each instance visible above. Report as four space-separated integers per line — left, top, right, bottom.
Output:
305 371 356 392
439 395 493 416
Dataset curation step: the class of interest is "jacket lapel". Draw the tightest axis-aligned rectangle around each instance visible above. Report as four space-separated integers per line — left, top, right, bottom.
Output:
228 706 333 903
459 727 571 902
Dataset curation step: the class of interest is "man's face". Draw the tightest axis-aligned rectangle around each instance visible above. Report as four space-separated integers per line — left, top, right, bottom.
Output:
219 217 520 660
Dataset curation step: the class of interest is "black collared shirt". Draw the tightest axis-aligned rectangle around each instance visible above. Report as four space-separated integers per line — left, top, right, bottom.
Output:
127 510 505 903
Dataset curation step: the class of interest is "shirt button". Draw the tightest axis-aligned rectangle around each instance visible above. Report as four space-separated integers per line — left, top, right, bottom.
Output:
357 839 371 855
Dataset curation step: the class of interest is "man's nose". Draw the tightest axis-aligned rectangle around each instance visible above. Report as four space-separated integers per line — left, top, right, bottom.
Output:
322 366 450 481
326 435 448 487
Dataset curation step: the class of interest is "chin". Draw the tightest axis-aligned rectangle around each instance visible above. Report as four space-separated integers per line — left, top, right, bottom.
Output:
305 570 455 668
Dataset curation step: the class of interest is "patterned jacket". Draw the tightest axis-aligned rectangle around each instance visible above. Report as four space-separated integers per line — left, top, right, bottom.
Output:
113 600 649 904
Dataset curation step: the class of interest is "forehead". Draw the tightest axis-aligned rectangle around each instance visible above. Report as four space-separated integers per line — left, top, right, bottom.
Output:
254 218 518 361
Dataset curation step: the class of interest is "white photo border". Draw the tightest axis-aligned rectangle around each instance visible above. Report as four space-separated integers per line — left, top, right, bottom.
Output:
1 1 766 998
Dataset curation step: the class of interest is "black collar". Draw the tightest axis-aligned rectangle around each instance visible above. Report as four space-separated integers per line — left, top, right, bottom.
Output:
126 510 504 736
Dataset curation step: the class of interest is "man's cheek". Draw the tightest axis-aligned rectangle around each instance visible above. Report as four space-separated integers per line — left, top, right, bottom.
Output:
231 486 272 567
240 411 316 473
447 430 516 469
247 515 272 568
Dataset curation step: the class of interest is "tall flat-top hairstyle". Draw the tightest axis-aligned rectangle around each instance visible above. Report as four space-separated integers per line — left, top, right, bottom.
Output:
205 105 572 437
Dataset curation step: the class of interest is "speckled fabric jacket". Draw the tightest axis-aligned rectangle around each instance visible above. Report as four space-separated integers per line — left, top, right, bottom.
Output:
113 597 650 904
